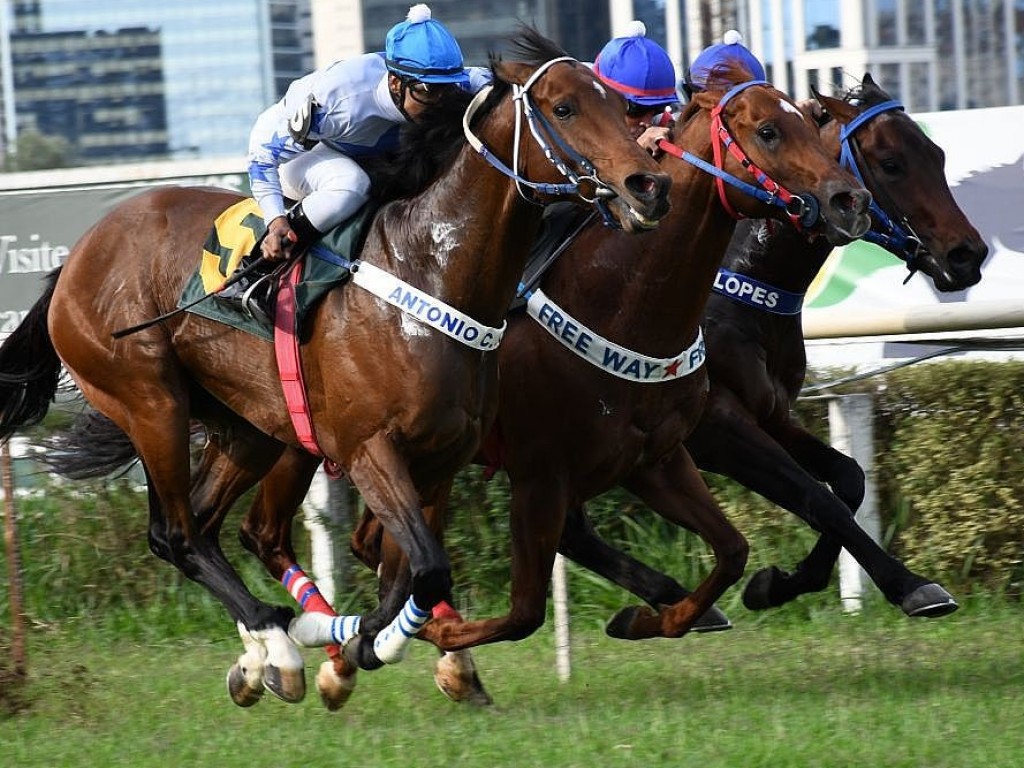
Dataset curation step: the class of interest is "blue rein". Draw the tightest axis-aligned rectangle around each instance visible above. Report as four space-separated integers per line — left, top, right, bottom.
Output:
838 99 924 272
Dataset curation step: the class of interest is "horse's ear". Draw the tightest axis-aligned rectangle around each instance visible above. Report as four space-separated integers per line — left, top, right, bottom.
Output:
493 60 535 87
862 72 877 88
814 91 859 126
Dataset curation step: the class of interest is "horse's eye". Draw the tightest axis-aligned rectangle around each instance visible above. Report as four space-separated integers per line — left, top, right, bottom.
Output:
879 159 902 175
552 103 574 120
756 125 778 143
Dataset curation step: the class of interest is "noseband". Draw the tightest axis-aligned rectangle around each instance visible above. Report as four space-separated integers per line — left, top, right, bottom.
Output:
462 57 622 227
838 99 925 279
657 80 818 231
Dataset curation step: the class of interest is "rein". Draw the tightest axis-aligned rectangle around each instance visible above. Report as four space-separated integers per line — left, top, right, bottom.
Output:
838 98 925 279
463 57 621 227
656 80 818 231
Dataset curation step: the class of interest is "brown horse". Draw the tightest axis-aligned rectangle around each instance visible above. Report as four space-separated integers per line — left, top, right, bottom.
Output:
256 68 872 707
0 29 671 705
483 74 987 629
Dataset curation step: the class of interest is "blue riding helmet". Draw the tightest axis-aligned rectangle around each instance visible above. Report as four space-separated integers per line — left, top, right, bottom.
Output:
385 4 469 85
593 20 679 108
685 29 766 93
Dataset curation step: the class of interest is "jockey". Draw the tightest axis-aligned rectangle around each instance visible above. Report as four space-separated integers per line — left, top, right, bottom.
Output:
593 21 680 157
220 3 489 320
683 29 766 97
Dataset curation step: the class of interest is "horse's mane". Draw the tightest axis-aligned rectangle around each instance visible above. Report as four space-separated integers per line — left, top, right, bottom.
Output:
505 24 570 68
366 87 474 202
677 61 758 124
368 26 566 203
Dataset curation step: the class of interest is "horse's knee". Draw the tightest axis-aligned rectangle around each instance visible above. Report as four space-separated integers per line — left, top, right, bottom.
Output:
720 532 750 585
410 564 452 611
504 608 546 641
829 455 866 511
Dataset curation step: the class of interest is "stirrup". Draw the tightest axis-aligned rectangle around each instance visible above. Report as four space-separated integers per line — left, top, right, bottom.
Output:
239 274 275 325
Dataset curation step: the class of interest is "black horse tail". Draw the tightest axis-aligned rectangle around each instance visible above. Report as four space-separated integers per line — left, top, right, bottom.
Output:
40 408 140 480
0 269 63 443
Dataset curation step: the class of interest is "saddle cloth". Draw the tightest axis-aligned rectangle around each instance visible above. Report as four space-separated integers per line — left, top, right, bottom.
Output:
178 197 376 340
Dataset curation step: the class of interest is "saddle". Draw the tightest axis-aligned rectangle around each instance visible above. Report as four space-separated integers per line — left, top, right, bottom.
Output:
178 198 378 340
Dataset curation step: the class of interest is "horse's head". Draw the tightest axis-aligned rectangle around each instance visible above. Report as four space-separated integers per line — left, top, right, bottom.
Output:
687 72 871 246
813 73 988 291
485 27 672 233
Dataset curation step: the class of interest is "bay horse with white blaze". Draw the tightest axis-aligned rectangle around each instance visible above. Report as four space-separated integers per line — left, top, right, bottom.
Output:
0 29 670 706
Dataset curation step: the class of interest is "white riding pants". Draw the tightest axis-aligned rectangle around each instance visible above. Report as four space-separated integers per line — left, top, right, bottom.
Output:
279 143 372 232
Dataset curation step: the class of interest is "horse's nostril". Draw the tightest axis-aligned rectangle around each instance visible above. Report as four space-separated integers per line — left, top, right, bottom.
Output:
830 188 872 215
625 173 669 201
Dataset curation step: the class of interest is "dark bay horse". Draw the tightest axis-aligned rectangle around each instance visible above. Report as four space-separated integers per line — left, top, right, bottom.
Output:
299 71 873 667
686 74 987 613
0 30 671 705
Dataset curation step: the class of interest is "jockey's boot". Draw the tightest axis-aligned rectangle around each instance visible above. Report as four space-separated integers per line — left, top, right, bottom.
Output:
217 203 323 325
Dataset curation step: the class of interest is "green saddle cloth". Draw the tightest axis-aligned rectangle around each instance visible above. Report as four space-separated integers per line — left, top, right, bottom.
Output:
178 199 377 341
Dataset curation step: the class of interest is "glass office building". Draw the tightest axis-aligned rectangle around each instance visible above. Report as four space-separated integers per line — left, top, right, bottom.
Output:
2 0 312 163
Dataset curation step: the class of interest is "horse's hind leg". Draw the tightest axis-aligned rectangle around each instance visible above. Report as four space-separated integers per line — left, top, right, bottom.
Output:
75 374 307 700
188 423 314 705
236 445 362 711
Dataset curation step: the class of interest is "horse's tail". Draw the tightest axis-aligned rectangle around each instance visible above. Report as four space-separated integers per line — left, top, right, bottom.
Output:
0 269 64 443
40 408 140 480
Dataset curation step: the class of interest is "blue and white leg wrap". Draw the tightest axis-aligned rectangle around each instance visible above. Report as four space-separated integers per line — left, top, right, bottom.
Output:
372 597 430 665
289 612 361 647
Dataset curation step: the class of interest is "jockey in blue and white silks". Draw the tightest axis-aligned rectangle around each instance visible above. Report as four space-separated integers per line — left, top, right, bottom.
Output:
221 4 489 318
247 3 490 257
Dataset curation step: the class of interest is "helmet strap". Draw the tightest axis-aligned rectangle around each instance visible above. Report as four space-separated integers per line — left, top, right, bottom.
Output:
388 75 415 121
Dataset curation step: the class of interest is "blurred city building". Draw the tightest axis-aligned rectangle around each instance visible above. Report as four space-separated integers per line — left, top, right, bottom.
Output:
1 1 1021 169
0 0 313 165
679 0 1023 111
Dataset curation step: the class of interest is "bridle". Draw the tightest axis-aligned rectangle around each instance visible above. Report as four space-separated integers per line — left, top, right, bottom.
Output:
838 98 925 281
657 80 819 231
462 57 623 227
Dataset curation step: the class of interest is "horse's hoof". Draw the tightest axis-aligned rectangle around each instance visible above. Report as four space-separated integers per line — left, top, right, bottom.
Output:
343 635 386 671
315 660 357 712
902 583 959 618
263 663 306 703
742 566 788 610
605 605 659 640
434 651 493 706
692 604 733 633
226 662 265 708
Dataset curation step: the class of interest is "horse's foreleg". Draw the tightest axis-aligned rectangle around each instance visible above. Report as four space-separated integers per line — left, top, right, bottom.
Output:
689 410 957 617
419 477 567 652
363 494 492 706
240 445 359 711
607 445 748 641
291 433 446 670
